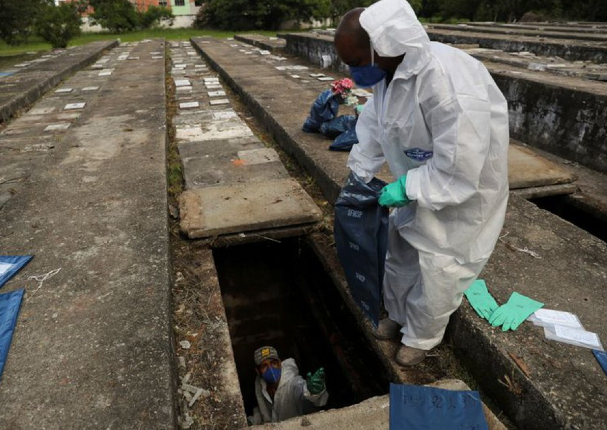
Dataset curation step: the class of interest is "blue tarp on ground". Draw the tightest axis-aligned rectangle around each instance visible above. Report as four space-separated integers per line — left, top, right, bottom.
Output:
0 255 33 289
0 289 25 382
390 383 489 430
334 172 388 328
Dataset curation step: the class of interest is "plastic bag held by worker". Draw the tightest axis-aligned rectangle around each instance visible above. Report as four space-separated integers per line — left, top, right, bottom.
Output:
334 172 388 327
301 89 340 133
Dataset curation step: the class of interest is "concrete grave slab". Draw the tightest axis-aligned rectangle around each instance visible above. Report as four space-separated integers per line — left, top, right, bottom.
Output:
27 107 56 115
208 91 226 97
176 86 193 92
509 143 576 189
205 84 222 90
237 148 280 165
175 119 253 142
179 101 200 109
175 79 191 87
179 179 322 238
177 136 263 160
44 123 70 132
210 99 230 106
180 151 288 188
64 102 85 110
152 56 163 59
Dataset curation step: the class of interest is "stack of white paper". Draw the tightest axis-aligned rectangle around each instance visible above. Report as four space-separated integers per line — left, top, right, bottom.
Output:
529 309 603 351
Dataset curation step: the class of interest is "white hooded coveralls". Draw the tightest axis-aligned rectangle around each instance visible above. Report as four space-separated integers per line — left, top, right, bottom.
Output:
249 358 329 424
348 0 509 350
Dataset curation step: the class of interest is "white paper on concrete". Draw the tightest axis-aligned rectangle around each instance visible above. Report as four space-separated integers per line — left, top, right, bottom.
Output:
207 91 226 97
209 99 230 106
544 325 604 351
0 262 13 276
528 309 584 329
64 103 86 110
55 88 73 93
44 123 71 131
175 79 191 87
180 102 200 109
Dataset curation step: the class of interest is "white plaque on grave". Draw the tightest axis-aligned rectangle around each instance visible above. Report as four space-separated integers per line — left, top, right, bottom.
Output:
82 86 99 91
209 99 230 106
176 86 193 92
195 65 206 68
64 102 86 110
212 111 238 120
180 102 200 109
44 123 71 131
205 85 221 90
55 88 73 93
174 64 187 68
318 77 335 81
174 79 191 87
152 56 163 59
99 70 113 76
208 91 226 97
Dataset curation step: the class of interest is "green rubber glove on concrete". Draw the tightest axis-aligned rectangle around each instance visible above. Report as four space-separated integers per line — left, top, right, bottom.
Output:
379 175 410 207
464 279 499 321
489 292 544 331
306 367 326 394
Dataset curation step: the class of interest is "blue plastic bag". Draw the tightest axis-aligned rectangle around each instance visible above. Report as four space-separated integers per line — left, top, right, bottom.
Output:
334 172 388 327
390 383 489 430
0 255 33 289
330 127 359 152
594 350 607 377
0 289 25 382
319 114 357 138
302 89 340 133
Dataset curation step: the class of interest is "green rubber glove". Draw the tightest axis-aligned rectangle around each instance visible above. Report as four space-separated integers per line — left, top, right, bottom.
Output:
379 175 410 207
306 368 325 394
464 279 499 321
489 292 544 331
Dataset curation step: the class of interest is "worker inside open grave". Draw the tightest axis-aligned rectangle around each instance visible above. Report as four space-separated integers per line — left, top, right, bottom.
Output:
247 346 328 425
333 0 509 366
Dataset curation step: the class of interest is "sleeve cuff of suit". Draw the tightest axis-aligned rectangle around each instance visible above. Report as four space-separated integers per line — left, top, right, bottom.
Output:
405 168 421 202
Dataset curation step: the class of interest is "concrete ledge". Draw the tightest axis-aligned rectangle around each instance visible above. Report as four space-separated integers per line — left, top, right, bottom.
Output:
0 40 118 124
234 34 286 51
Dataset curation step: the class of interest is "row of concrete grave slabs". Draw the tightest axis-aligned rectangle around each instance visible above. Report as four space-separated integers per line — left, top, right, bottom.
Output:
0 39 178 428
163 39 514 430
183 36 607 429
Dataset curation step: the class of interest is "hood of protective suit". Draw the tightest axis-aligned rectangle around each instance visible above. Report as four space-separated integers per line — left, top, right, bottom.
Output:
359 0 431 79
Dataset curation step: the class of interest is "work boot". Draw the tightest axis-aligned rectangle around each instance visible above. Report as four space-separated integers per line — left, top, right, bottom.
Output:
395 345 427 366
373 318 401 340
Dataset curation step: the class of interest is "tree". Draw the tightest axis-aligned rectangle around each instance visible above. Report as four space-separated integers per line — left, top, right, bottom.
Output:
36 2 82 49
140 5 174 29
0 0 48 45
195 0 331 31
89 0 141 33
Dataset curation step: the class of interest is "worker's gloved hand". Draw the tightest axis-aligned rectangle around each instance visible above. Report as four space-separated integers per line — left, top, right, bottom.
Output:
464 279 499 321
306 368 326 394
489 292 544 331
379 175 410 207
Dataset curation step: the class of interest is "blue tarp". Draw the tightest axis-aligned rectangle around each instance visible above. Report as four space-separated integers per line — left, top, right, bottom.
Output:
334 172 388 327
0 289 25 382
390 383 489 430
0 255 33 289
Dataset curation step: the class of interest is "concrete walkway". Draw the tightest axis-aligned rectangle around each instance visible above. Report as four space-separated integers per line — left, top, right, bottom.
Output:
0 40 118 124
0 40 175 429
191 36 607 430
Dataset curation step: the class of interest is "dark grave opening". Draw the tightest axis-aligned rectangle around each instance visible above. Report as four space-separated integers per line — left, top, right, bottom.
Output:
213 237 390 416
529 195 607 243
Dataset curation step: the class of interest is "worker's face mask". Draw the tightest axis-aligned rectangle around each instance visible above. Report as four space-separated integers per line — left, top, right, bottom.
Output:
349 43 387 88
261 366 281 384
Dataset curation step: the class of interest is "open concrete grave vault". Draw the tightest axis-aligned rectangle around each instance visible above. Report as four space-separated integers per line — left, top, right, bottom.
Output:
0 21 606 430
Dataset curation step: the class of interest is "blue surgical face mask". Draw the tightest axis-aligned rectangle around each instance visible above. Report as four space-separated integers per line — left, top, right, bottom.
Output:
261 366 281 384
349 43 386 88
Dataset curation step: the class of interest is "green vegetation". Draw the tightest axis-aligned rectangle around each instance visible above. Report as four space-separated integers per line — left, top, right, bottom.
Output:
35 2 82 49
89 0 174 33
0 29 278 58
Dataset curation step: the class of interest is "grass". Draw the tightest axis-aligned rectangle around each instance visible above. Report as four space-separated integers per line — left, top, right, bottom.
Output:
0 28 279 57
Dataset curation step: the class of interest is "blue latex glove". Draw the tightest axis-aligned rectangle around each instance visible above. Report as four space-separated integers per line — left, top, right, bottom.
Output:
464 280 499 321
306 368 326 394
379 175 410 207
489 292 544 331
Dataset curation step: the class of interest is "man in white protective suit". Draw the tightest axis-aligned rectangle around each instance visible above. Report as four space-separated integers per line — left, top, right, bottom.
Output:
248 346 328 424
334 0 509 366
